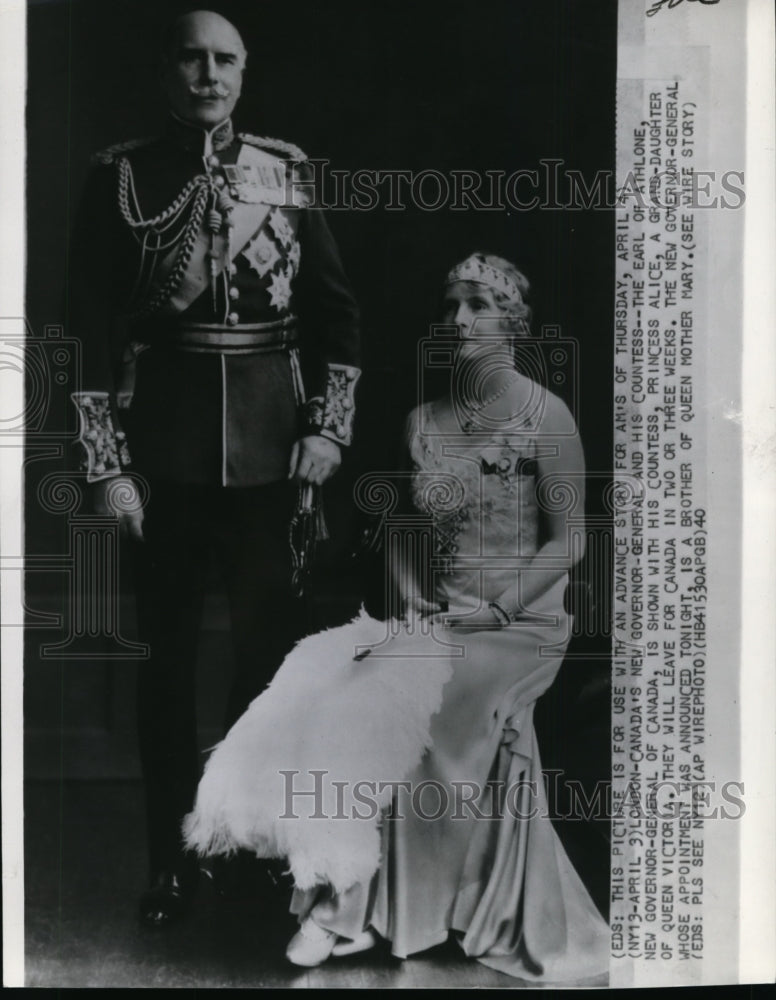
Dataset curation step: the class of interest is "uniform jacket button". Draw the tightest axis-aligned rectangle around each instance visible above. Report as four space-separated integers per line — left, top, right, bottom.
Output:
227 312 240 326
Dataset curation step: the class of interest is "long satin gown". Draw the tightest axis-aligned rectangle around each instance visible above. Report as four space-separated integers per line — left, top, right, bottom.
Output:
184 400 610 983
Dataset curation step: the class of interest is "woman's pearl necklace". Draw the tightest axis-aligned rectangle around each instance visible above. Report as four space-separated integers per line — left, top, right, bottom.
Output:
460 370 519 433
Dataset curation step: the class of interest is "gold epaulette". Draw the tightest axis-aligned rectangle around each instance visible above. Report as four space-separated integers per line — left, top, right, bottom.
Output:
92 137 156 166
238 133 308 161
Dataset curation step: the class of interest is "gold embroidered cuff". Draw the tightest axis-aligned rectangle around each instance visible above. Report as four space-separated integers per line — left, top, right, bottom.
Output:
320 364 360 447
71 392 131 483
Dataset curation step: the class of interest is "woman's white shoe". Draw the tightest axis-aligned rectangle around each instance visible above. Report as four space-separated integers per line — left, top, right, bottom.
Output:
331 929 377 957
285 917 337 967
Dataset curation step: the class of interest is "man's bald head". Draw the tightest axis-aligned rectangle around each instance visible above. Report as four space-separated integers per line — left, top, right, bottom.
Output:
164 10 247 64
162 9 247 128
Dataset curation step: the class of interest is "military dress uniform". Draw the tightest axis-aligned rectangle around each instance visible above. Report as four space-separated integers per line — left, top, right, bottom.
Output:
68 114 360 892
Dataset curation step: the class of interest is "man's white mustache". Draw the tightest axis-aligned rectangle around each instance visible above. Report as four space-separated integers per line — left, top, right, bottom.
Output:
189 86 230 99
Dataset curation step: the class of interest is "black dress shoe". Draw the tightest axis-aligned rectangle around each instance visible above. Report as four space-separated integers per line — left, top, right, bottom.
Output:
139 868 198 928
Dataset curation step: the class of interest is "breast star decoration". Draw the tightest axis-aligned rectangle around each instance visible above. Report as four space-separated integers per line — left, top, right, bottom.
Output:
242 231 281 277
268 267 293 311
268 208 295 248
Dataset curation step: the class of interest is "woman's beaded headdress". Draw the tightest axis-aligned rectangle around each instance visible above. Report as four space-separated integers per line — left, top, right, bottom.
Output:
445 255 524 305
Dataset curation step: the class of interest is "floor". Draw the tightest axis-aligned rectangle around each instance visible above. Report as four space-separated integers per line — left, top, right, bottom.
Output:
23 780 609 989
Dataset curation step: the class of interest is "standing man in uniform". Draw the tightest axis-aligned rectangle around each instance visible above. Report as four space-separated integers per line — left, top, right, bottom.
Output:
68 10 360 927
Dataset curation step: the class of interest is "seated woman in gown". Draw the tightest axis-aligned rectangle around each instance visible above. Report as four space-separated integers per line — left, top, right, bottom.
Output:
184 253 610 983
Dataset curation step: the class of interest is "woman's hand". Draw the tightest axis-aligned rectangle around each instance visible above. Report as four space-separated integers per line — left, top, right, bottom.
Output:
400 595 441 624
437 605 505 634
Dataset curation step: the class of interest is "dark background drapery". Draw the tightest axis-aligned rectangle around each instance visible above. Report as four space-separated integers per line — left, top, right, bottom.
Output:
24 0 616 843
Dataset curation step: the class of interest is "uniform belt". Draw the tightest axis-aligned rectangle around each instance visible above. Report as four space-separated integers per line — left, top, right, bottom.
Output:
168 318 299 354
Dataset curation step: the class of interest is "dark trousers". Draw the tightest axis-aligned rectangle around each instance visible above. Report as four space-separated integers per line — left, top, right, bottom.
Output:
133 479 304 878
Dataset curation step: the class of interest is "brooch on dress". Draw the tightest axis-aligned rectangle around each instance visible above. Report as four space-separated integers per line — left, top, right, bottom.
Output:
480 451 537 490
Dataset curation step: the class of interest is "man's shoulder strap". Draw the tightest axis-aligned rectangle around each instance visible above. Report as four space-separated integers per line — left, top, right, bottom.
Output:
92 137 157 166
238 133 308 162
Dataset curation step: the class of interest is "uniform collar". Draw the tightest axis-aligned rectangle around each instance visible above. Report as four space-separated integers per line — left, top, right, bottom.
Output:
166 113 235 156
